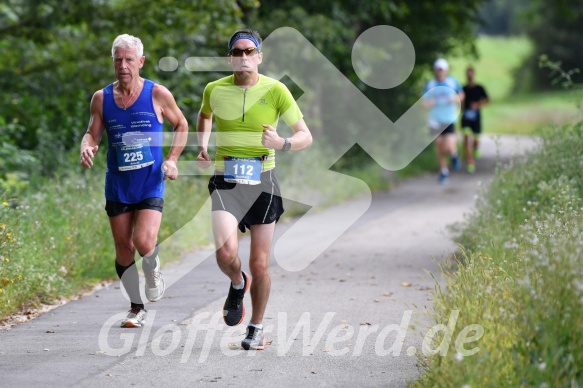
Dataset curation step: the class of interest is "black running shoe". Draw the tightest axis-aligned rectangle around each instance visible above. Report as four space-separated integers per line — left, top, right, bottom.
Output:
241 325 265 350
222 271 250 326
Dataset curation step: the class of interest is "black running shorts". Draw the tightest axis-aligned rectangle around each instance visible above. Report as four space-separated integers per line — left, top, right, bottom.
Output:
208 169 284 233
430 123 455 137
105 197 164 218
461 119 481 134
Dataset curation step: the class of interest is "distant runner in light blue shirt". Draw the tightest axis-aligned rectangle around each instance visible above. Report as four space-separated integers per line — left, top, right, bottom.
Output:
423 73 463 127
422 58 465 184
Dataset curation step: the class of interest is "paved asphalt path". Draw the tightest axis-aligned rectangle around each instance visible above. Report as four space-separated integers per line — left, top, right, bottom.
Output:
0 135 536 387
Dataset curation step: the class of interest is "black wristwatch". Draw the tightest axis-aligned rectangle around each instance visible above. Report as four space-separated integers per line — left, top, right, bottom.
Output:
281 138 291 152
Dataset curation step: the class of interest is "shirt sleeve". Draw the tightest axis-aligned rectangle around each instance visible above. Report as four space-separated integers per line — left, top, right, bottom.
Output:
455 78 463 93
480 85 489 100
277 82 303 126
200 83 213 115
422 81 432 99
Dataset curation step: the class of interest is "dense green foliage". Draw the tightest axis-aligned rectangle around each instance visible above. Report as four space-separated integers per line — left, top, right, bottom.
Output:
527 1 583 88
245 0 481 157
478 0 583 90
0 0 244 181
477 0 531 35
415 122 583 386
0 0 483 184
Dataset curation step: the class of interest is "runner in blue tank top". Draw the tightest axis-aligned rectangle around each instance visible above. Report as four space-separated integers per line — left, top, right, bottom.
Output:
80 34 188 327
102 79 166 203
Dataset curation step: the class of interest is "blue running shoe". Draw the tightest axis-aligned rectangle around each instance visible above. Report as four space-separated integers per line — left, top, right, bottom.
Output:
451 154 461 170
438 171 449 184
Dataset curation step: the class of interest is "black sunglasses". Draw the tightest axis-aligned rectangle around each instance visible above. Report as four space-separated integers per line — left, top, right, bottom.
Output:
229 47 260 57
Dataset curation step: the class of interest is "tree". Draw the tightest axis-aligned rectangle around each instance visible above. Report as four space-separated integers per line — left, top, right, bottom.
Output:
242 0 482 161
525 0 583 88
0 0 242 177
477 0 531 35
0 0 484 180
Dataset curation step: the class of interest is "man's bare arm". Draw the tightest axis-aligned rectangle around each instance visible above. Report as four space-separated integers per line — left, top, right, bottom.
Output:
80 91 105 168
196 110 213 169
154 84 189 180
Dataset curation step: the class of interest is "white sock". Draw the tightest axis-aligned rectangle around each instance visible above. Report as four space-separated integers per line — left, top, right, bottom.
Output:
232 274 245 290
451 150 458 158
249 322 263 330
441 167 449 176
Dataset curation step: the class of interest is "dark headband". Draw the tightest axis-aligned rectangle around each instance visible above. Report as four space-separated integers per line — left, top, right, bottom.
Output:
229 33 261 51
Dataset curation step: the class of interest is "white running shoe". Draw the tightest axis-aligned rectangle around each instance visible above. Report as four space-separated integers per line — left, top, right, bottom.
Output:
120 307 147 328
241 325 266 350
145 262 165 302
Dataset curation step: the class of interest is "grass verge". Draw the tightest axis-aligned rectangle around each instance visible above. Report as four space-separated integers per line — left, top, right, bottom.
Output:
413 122 583 386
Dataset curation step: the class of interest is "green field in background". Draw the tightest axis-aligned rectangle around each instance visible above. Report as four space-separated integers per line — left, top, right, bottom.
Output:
449 36 582 134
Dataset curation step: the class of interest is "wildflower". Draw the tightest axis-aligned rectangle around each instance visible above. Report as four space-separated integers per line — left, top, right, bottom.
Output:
0 289 3 293
2 201 8 207
17 274 22 280
66 236 72 241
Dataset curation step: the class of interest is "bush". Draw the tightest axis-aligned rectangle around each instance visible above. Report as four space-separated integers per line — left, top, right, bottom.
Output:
415 123 583 386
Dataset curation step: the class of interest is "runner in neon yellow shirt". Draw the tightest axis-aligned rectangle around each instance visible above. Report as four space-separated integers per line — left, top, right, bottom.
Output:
196 29 312 351
200 73 303 171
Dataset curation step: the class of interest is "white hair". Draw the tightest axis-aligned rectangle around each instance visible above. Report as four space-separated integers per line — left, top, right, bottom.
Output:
111 34 144 58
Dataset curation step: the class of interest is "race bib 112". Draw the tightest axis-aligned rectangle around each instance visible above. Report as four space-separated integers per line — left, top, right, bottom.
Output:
224 156 262 185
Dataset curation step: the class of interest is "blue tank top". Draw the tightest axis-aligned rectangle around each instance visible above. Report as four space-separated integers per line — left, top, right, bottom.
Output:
102 79 165 203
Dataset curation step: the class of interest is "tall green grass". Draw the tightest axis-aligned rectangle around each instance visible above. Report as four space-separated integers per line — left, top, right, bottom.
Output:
414 122 583 386
0 164 210 317
485 91 582 134
0 143 220 316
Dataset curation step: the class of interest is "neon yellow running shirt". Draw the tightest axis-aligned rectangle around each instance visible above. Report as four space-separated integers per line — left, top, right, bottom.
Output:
201 74 303 170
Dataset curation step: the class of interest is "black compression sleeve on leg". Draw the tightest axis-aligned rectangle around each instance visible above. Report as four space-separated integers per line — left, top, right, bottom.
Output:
115 260 144 308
